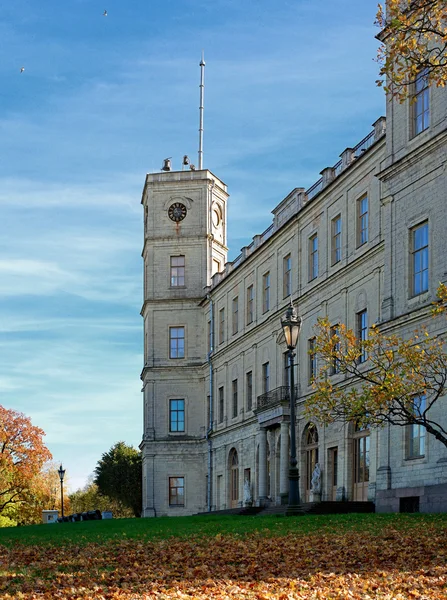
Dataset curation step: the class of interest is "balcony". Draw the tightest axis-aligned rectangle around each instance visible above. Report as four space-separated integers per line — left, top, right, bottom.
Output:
256 385 299 411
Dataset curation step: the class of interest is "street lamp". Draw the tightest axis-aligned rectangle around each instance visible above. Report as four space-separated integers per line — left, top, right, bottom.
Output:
57 464 66 519
281 300 303 515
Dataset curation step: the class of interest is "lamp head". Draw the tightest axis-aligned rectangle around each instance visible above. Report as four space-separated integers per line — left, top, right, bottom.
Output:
57 464 66 482
281 299 302 350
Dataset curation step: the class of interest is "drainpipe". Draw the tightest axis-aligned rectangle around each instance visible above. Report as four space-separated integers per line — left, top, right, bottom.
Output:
206 294 214 511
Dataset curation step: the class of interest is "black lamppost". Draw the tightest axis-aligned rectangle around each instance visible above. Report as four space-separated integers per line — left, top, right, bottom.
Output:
281 300 302 515
57 464 66 519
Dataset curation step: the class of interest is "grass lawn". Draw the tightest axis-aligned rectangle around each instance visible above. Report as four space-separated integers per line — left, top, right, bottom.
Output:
0 513 446 598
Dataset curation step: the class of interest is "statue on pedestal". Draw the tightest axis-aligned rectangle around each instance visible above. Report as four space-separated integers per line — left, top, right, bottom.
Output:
243 478 252 506
310 463 322 501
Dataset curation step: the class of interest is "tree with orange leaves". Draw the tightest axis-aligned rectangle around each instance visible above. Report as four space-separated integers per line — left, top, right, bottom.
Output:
0 405 52 517
306 284 447 449
376 0 447 100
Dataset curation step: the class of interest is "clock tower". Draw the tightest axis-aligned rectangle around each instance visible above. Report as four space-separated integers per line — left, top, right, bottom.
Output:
140 168 228 516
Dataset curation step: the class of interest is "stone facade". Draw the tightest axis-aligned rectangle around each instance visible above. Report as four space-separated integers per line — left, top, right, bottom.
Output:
140 70 447 516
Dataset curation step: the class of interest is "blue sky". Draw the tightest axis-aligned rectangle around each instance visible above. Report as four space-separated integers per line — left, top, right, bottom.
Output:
0 0 385 492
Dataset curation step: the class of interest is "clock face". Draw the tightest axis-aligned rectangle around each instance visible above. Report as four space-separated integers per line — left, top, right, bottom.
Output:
168 202 187 222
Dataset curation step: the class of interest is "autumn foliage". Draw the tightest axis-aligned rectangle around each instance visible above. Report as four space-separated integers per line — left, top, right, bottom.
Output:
0 406 52 522
0 516 447 598
376 0 447 99
306 284 447 447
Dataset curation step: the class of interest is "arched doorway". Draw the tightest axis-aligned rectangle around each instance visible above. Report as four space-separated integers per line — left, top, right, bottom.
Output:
229 448 239 508
304 423 319 502
352 422 370 501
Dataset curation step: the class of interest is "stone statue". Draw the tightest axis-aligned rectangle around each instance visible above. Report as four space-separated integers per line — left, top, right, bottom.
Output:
243 478 252 505
310 463 321 495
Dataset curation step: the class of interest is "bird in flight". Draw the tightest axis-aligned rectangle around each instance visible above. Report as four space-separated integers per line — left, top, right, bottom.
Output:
20 67 25 73
103 10 108 16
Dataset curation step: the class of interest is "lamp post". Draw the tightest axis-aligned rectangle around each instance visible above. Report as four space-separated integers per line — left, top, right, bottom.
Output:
281 300 302 515
57 464 66 519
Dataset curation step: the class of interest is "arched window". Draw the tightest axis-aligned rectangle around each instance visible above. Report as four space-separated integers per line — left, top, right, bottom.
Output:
353 421 370 501
304 423 319 501
229 449 239 508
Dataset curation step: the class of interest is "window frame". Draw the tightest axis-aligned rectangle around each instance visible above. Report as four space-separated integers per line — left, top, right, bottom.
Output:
330 325 340 375
413 69 430 136
219 308 225 344
283 254 292 298
170 255 185 287
169 476 185 507
357 195 368 247
169 399 185 432
262 272 270 313
246 285 254 325
410 221 429 297
308 337 317 383
357 309 368 364
331 215 342 265
407 394 426 459
169 326 185 359
232 296 239 335
232 379 238 419
218 386 224 423
309 234 318 281
262 361 270 394
246 371 253 411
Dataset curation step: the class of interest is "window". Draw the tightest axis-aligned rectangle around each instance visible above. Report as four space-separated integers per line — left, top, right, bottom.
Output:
411 221 429 296
170 256 185 286
169 477 184 506
232 297 239 335
246 285 254 325
331 215 342 265
308 337 317 383
283 351 290 387
169 327 185 359
246 371 253 411
309 234 318 280
407 394 426 458
169 399 185 432
262 362 270 394
357 309 368 364
219 308 225 344
218 386 224 423
413 69 430 136
283 254 292 298
262 272 270 312
357 195 368 246
232 379 238 418
330 325 340 375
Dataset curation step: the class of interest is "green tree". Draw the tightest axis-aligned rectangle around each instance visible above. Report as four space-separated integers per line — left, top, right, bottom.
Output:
69 477 134 518
306 284 447 448
94 442 142 517
376 0 447 100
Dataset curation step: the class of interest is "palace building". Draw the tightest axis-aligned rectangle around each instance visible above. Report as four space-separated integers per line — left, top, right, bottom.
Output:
140 56 447 516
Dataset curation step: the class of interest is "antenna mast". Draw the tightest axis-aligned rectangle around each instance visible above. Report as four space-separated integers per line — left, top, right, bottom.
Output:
198 52 205 170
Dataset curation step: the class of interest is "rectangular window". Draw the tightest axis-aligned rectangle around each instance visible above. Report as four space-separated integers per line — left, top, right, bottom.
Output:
330 325 340 375
357 195 368 246
283 351 290 387
331 215 342 265
232 297 239 335
357 309 368 364
411 222 429 296
169 399 185 432
262 362 270 394
413 69 430 136
246 285 254 325
283 254 292 298
219 308 225 344
407 394 426 458
246 371 253 411
169 477 185 506
169 327 185 359
309 234 318 281
308 337 317 383
232 379 238 418
218 386 224 423
262 272 270 313
170 256 185 286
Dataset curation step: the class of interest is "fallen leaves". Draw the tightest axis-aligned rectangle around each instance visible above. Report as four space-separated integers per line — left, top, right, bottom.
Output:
1 522 447 598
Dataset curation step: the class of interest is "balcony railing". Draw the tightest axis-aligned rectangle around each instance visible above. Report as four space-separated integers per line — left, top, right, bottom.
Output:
256 385 299 411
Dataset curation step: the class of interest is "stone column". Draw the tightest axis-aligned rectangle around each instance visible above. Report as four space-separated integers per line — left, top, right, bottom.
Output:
279 421 289 503
258 427 268 504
